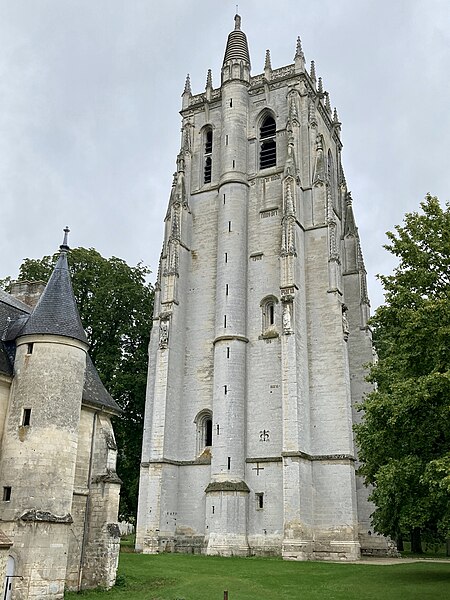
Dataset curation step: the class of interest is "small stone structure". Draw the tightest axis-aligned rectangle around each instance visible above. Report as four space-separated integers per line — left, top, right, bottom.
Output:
0 232 122 598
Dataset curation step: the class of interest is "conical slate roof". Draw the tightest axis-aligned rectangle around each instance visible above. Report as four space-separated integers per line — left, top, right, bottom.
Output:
223 14 250 66
20 249 88 345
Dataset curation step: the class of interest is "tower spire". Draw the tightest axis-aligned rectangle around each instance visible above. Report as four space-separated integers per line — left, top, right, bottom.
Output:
60 226 70 252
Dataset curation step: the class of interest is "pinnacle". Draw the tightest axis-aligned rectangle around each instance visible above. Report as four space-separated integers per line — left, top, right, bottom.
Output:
205 69 212 89
294 36 304 60
310 60 316 82
183 73 192 95
264 49 272 71
317 76 323 94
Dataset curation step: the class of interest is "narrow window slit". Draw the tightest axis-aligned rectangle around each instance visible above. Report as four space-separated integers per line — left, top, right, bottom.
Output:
22 408 31 427
227 457 231 470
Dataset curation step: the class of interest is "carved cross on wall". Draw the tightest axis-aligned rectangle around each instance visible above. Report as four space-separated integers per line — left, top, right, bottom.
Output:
252 463 264 476
259 430 270 442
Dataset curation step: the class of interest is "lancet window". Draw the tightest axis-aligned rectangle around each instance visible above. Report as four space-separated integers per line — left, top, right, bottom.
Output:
195 409 213 454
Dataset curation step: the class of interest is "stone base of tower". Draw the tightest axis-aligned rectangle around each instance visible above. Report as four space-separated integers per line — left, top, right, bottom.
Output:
206 533 250 557
205 483 250 557
282 539 361 561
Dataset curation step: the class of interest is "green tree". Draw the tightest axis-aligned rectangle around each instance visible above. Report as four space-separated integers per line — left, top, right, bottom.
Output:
14 248 154 519
355 195 450 552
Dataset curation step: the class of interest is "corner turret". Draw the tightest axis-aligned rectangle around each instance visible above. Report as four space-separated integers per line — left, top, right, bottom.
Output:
221 14 251 83
20 227 88 346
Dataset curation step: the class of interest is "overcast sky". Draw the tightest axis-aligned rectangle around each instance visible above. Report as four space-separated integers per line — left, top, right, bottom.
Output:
1 0 449 309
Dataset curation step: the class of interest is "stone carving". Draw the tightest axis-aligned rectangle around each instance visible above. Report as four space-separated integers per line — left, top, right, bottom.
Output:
342 304 349 341
259 430 270 442
159 319 169 349
282 303 293 334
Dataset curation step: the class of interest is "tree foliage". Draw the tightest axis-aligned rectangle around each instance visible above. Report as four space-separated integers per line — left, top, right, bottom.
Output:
15 248 154 519
355 195 450 549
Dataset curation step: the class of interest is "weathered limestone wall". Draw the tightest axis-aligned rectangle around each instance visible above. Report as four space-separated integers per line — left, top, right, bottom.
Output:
0 376 11 448
0 335 86 598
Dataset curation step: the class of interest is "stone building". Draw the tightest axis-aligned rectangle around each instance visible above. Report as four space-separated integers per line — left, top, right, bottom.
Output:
0 232 121 598
136 15 390 560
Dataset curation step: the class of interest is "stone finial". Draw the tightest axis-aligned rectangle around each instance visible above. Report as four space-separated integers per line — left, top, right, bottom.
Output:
294 36 305 72
234 13 241 30
333 107 339 123
60 226 70 252
310 60 317 84
317 77 323 95
264 49 272 71
325 92 332 114
205 69 212 90
295 36 304 60
182 74 192 109
183 74 192 96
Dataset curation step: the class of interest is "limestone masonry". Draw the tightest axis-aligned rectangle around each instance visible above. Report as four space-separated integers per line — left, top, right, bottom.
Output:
136 16 392 560
0 232 121 599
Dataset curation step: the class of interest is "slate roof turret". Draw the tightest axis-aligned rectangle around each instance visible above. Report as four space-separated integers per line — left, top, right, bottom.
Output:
19 229 88 345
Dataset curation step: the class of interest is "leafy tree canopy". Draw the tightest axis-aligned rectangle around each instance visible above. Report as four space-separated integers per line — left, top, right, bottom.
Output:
355 195 450 550
13 247 154 519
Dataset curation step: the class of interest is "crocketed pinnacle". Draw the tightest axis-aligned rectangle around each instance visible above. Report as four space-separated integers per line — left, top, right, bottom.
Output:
294 37 304 60
20 229 88 345
264 49 272 70
183 74 192 95
205 69 212 89
223 14 251 67
310 60 316 82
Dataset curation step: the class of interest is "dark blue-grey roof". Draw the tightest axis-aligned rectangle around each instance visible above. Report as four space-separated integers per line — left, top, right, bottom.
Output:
0 289 30 376
83 355 122 414
19 251 88 345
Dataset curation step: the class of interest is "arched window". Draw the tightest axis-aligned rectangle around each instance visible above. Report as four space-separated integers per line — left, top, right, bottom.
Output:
260 295 278 332
259 115 276 170
204 128 213 183
195 409 213 455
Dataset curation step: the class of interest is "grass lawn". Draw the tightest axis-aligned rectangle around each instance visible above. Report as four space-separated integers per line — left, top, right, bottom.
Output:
65 551 450 600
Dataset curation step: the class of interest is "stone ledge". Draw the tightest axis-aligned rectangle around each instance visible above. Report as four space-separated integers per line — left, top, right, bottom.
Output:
282 451 355 462
205 481 250 493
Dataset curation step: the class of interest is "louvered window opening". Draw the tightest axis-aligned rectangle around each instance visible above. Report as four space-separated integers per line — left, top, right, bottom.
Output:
204 157 212 183
259 117 276 169
204 130 213 183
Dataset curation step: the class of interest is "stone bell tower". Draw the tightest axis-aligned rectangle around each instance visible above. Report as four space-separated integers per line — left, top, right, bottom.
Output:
136 15 388 560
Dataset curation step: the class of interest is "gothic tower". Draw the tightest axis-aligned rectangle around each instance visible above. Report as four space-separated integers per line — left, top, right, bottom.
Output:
136 15 387 560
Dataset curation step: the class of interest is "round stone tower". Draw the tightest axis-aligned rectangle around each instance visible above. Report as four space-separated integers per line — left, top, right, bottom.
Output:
205 14 251 556
0 230 89 598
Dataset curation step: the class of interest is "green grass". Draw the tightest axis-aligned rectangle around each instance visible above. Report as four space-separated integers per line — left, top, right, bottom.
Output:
65 552 450 600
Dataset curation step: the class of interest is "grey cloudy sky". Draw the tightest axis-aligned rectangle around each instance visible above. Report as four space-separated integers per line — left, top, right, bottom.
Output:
1 0 449 309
